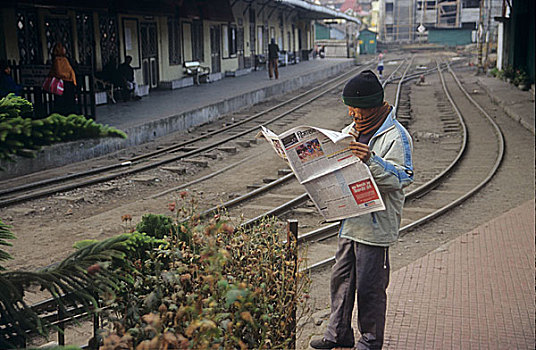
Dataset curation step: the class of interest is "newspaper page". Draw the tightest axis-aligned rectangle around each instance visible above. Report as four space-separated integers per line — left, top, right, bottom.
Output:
259 126 385 222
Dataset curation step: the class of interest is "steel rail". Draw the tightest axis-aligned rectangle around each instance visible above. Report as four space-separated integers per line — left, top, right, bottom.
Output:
304 59 504 272
0 65 375 207
237 58 416 236
0 62 376 200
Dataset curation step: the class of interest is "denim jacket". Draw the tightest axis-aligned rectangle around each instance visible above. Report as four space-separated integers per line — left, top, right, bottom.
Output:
339 109 414 246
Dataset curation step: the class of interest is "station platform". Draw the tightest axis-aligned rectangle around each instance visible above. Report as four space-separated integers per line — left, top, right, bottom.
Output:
383 199 535 349
96 58 356 133
476 75 535 135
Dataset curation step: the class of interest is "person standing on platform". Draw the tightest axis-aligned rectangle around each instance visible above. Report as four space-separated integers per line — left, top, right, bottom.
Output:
310 70 414 350
119 56 142 101
319 45 326 58
268 38 280 80
0 61 22 97
49 43 77 115
377 52 384 78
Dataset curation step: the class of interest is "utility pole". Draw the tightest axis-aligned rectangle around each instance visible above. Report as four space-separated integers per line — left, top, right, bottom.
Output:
477 0 485 73
484 0 492 69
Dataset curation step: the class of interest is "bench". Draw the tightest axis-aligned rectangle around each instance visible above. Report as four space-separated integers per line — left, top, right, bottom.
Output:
94 77 119 104
183 61 210 85
254 54 267 70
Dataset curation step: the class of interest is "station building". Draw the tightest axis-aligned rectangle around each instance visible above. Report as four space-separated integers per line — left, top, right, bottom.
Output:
0 0 359 118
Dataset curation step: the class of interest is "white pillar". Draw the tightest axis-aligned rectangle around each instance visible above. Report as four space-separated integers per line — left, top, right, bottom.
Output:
497 22 503 70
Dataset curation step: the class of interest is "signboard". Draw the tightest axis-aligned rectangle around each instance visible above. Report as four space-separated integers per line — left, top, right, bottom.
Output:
20 65 50 87
417 24 426 33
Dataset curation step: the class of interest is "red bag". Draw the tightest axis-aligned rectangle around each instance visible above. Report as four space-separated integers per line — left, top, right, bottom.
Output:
42 76 64 95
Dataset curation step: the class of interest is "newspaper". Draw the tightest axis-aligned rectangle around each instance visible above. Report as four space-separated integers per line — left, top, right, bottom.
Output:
259 125 385 222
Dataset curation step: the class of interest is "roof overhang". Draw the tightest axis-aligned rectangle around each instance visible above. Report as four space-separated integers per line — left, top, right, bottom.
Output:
278 0 361 24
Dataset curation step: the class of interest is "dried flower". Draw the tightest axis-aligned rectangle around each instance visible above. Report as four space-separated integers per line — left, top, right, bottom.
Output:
87 263 101 275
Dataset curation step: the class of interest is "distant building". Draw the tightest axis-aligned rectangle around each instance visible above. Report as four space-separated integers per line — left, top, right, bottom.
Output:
358 29 378 53
377 0 502 43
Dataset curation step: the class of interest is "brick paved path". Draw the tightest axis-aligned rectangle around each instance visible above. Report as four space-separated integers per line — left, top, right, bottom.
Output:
384 200 535 349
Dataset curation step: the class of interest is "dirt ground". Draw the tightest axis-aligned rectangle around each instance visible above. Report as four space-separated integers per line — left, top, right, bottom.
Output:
1 57 534 348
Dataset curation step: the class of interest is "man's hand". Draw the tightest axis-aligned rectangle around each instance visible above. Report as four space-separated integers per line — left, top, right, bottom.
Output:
349 141 371 163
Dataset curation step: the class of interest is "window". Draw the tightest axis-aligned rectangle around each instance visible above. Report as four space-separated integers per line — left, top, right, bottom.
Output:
462 21 477 29
386 3 394 12
287 31 291 51
462 0 480 8
168 18 181 65
257 25 264 54
222 24 237 58
229 25 237 56
192 20 204 61
222 24 229 58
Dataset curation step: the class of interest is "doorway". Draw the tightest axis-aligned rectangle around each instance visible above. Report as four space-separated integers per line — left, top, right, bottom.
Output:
140 22 158 89
210 25 221 73
237 26 245 70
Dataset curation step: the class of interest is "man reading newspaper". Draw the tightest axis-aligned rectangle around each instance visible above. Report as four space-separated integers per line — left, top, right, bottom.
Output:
310 70 414 350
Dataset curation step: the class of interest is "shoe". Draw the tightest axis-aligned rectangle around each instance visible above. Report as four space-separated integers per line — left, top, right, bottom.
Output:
310 337 354 349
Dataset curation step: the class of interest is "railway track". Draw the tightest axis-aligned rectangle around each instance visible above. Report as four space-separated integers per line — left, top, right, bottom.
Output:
160 56 470 245
160 53 499 275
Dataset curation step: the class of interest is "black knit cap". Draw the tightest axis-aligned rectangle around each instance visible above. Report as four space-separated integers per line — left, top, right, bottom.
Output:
342 70 384 108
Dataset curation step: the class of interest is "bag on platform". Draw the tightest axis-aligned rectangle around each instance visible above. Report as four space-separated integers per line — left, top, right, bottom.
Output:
42 76 64 96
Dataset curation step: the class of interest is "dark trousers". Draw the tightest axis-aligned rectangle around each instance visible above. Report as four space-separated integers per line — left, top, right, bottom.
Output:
268 58 279 79
324 238 390 350
54 81 77 116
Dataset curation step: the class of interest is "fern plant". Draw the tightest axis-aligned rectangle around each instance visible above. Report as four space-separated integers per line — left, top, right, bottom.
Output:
0 234 130 349
0 219 15 271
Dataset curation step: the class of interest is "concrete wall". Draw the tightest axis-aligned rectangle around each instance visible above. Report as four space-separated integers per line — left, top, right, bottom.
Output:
428 28 472 47
316 23 331 40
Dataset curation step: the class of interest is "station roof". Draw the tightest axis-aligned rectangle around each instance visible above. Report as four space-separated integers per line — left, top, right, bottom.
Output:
1 0 359 24
279 0 361 24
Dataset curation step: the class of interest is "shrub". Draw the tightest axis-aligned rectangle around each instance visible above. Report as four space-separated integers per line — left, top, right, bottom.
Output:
513 69 530 86
135 214 175 239
488 67 499 77
99 199 310 349
503 65 515 80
